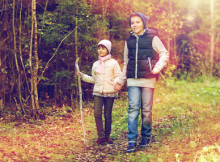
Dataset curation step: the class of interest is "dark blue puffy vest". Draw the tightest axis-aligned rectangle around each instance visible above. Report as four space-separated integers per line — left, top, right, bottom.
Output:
126 30 159 79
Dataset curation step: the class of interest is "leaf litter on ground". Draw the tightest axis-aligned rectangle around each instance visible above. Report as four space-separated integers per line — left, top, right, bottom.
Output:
0 80 219 161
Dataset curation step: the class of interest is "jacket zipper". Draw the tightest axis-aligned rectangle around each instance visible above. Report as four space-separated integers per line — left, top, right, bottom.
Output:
148 57 152 71
135 37 139 78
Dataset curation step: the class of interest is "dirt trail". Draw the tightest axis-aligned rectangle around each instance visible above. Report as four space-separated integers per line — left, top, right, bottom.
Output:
0 108 219 161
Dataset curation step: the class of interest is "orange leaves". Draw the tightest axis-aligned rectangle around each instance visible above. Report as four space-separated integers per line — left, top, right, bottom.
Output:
0 111 89 161
0 97 219 161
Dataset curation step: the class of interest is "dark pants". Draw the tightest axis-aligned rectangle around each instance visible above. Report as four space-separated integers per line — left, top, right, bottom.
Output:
94 96 115 139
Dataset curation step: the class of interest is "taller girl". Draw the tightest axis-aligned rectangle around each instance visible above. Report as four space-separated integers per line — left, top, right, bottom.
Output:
114 12 169 153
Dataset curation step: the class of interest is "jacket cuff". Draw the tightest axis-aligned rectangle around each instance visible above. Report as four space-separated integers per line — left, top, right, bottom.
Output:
115 78 125 86
154 64 162 72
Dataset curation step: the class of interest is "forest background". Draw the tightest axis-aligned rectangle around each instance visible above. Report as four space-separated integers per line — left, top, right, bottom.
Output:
0 0 220 117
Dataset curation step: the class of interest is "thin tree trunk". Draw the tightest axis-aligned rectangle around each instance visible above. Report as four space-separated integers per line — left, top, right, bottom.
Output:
19 0 27 115
33 0 40 111
173 36 177 65
39 0 49 45
167 0 173 64
29 0 35 115
210 0 214 77
44 0 49 12
100 0 110 38
85 22 90 100
19 0 29 92
74 0 79 109
13 0 23 113
102 0 109 37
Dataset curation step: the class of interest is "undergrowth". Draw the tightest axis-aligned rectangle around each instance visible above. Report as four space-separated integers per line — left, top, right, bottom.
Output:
0 79 219 161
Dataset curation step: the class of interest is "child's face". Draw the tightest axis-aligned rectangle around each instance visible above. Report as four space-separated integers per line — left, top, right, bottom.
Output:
98 45 108 57
130 16 144 35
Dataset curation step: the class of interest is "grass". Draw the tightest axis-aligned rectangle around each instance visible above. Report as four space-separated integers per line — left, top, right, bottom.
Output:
0 79 219 161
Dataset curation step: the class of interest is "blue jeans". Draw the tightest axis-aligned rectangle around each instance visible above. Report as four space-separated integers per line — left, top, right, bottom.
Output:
127 86 154 142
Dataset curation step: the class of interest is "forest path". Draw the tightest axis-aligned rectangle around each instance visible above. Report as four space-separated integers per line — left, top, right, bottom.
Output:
0 104 219 161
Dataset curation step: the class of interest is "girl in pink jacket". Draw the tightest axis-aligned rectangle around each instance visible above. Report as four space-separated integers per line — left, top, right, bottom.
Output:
78 40 121 145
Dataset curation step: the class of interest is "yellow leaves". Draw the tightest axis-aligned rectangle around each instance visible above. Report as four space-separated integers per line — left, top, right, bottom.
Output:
0 112 89 161
165 64 177 78
154 98 161 103
195 145 220 161
157 158 164 162
175 153 180 162
189 141 197 148
212 123 220 130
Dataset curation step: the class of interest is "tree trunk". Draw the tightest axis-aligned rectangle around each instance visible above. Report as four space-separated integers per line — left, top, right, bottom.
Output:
210 0 214 77
18 0 28 115
85 22 90 100
30 0 39 117
39 0 49 45
167 0 173 64
74 0 79 109
30 0 35 115
13 0 23 113
33 0 40 111
101 0 109 38
173 36 177 65
19 0 29 94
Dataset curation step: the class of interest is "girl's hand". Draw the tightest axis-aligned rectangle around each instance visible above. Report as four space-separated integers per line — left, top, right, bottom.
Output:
114 83 122 90
77 72 82 76
151 67 160 74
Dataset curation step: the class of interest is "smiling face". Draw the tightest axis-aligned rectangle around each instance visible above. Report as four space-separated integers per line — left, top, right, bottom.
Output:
98 45 108 57
130 16 144 36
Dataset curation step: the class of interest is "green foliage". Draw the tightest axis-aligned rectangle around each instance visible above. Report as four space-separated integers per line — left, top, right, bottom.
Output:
52 70 71 83
1 0 220 119
130 152 149 162
66 106 72 113
36 0 103 104
163 64 177 78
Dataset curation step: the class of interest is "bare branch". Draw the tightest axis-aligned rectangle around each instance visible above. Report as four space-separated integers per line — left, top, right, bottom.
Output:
75 56 86 145
38 21 88 84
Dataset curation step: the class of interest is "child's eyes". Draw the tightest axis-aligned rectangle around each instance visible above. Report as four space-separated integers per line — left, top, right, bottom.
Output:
131 21 141 24
98 47 105 50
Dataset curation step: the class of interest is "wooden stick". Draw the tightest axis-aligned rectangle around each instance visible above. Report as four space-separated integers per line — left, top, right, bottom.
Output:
75 57 86 144
159 72 166 82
